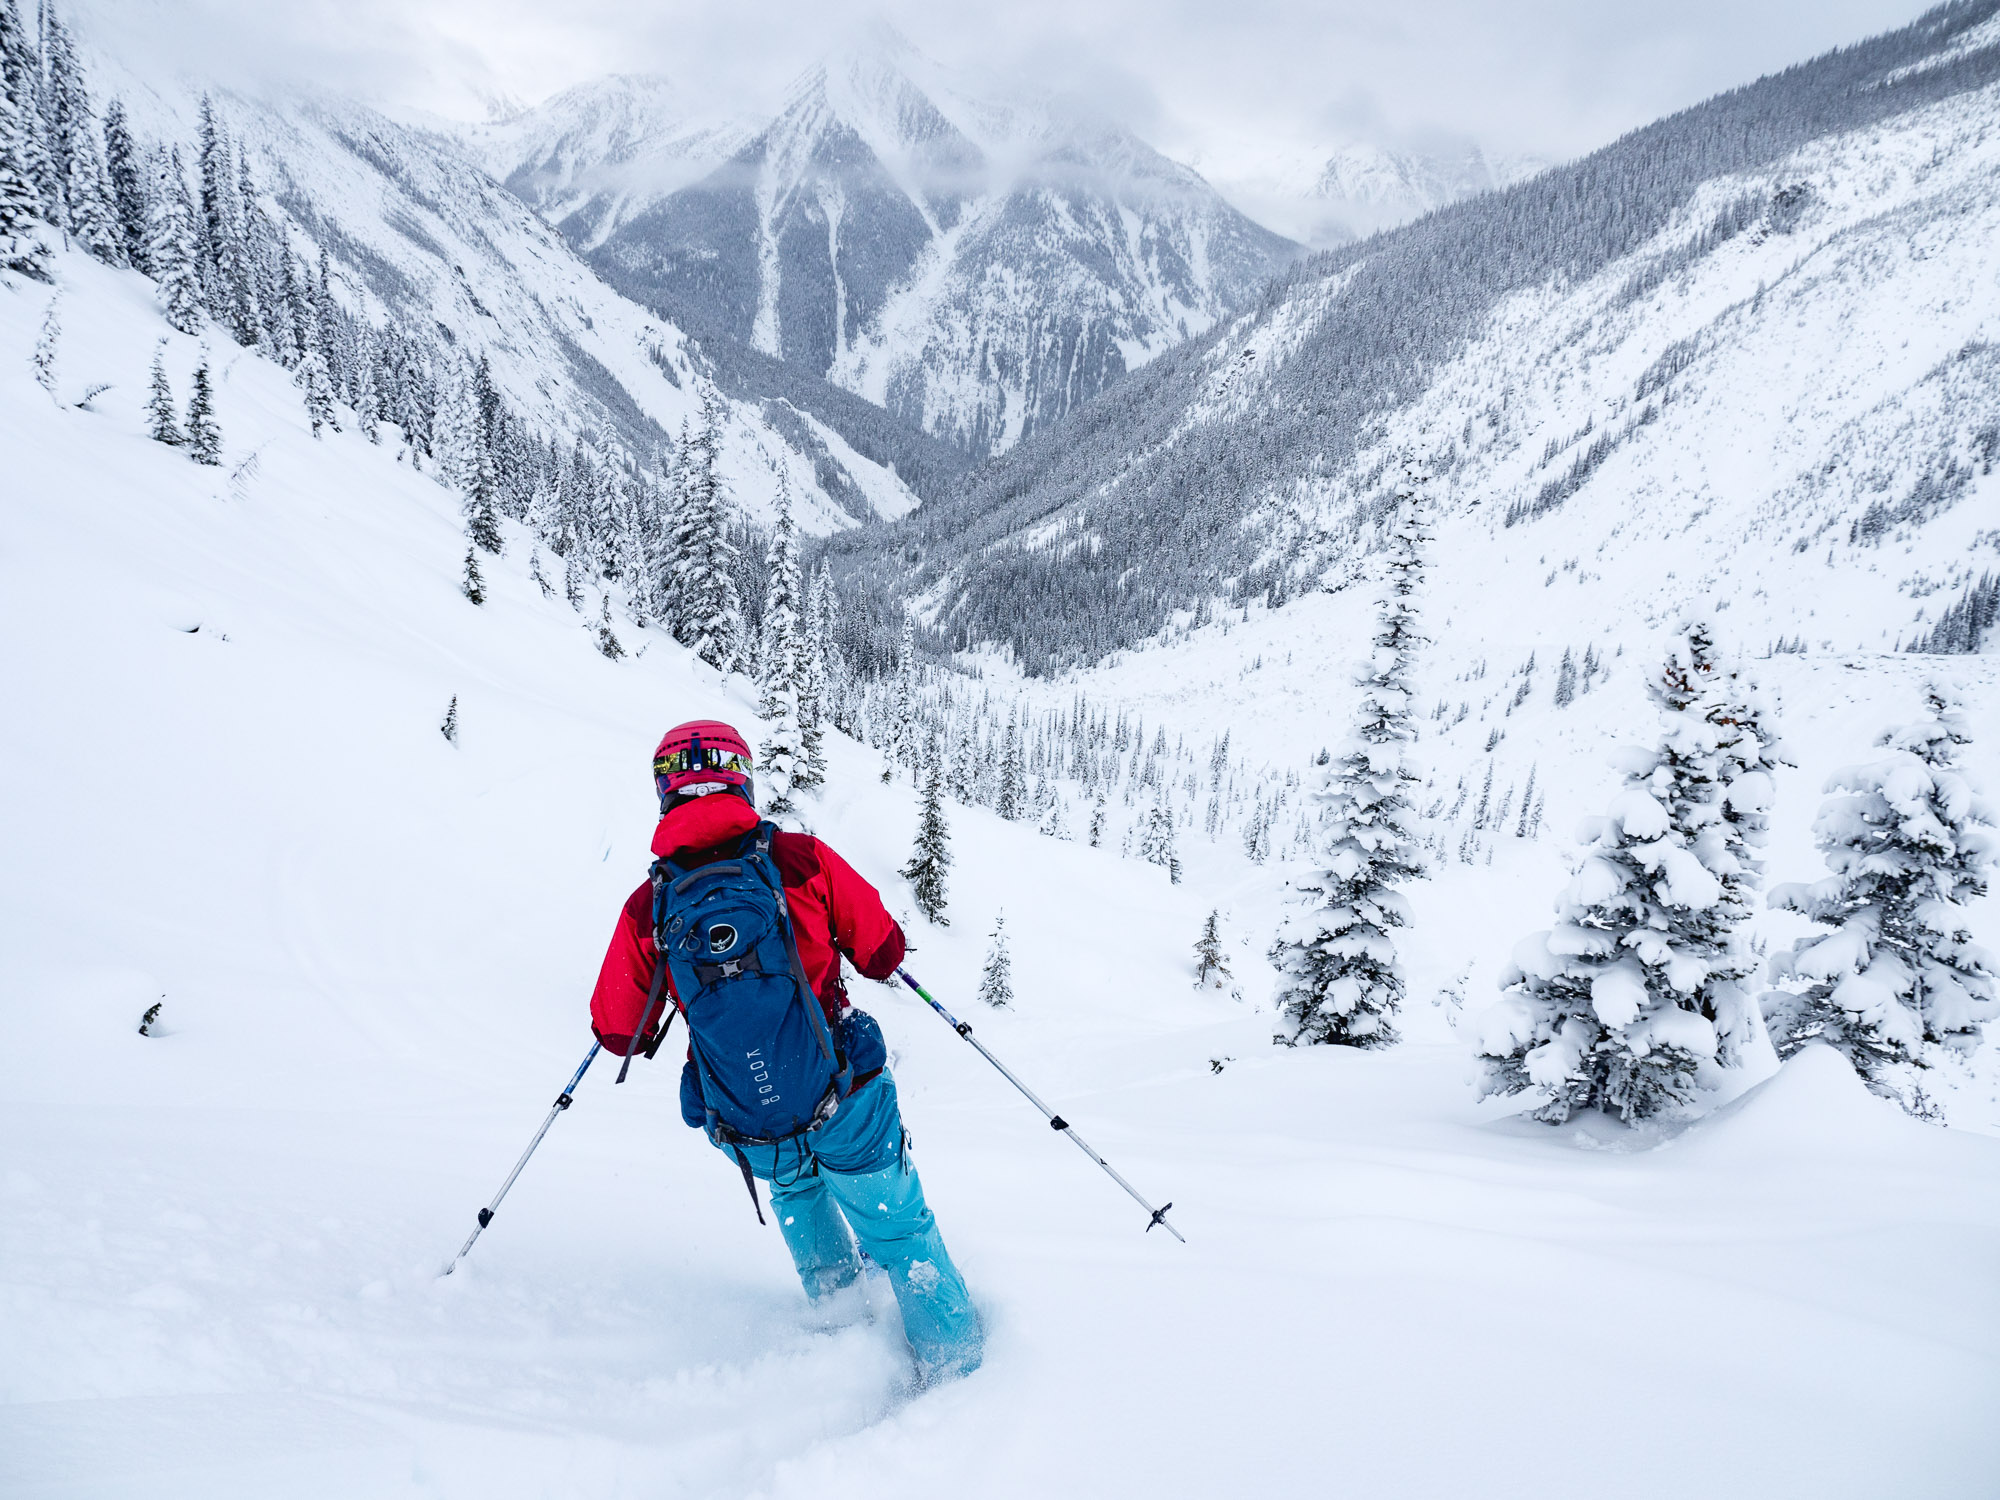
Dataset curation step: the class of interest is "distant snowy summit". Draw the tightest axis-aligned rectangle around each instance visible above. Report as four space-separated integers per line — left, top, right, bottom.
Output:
1206 139 1551 249
467 36 1300 456
454 74 760 253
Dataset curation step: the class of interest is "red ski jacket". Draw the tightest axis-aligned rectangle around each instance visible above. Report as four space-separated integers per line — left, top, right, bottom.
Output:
588 793 906 1057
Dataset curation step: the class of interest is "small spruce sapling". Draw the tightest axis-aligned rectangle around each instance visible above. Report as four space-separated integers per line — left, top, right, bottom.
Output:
978 913 1013 1008
146 342 183 444
184 360 222 465
137 999 163 1036
440 695 459 745
32 294 58 400
1193 910 1236 995
460 547 485 605
594 594 625 658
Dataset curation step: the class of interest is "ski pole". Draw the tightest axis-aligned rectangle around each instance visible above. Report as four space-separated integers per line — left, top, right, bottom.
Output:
896 967 1185 1242
440 1042 600 1276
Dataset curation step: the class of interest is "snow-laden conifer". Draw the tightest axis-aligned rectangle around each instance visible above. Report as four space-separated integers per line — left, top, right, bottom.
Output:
996 711 1025 819
299 348 336 438
31 290 57 398
147 148 203 335
795 564 830 792
902 741 952 924
0 55 48 276
439 695 459 745
459 546 485 606
146 340 182 444
100 97 146 268
757 480 805 814
184 358 222 465
1193 910 1235 994
978 912 1013 1008
1271 495 1428 1048
1764 690 1997 1092
1478 622 1780 1121
667 390 743 673
593 593 624 659
352 325 380 443
1139 802 1182 884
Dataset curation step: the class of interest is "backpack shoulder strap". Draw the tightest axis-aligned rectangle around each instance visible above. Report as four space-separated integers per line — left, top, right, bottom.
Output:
615 862 678 1085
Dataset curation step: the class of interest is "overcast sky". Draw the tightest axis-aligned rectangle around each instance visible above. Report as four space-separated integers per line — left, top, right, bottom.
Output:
80 0 1932 168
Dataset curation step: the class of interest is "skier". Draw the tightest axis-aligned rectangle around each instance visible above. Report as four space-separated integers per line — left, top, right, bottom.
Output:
590 720 983 1381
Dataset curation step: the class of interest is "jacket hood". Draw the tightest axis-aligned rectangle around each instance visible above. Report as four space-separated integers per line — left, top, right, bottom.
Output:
651 791 760 860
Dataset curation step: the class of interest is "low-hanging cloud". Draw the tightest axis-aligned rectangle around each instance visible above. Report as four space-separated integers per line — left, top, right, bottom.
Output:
69 0 1933 166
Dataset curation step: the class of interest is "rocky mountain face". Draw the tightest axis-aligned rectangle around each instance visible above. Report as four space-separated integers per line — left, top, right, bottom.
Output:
477 39 1299 456
80 43 918 535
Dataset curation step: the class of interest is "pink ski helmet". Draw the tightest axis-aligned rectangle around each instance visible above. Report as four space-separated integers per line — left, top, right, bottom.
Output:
653 719 754 805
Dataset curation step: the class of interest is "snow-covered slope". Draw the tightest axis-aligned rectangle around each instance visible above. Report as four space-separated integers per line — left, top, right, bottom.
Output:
494 36 1299 456
8 237 1998 1500
78 33 913 534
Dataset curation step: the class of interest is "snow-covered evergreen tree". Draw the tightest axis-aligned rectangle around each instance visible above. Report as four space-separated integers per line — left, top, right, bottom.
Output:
100 97 146 269
593 593 624 659
996 710 1025 819
667 390 743 672
795 563 830 792
352 324 380 443
31 290 56 398
1138 802 1182 883
978 911 1013 1008
299 348 335 438
459 546 485 606
1477 623 1781 1121
757 479 805 814
902 741 952 925
1764 690 1997 1093
1193 909 1234 993
184 358 221 465
0 49 48 277
439 695 459 745
145 340 182 444
147 148 203 335
889 612 918 778
1272 494 1429 1047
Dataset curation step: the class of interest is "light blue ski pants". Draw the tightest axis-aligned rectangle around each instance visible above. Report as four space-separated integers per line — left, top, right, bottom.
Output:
719 1071 982 1377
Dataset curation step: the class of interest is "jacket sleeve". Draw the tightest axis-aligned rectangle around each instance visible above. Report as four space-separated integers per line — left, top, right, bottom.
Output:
812 839 906 981
589 883 671 1056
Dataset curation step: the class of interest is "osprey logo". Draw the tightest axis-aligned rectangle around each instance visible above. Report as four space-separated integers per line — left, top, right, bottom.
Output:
707 924 738 955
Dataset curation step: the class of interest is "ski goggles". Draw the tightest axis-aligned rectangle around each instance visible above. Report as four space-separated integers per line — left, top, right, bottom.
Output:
653 746 753 780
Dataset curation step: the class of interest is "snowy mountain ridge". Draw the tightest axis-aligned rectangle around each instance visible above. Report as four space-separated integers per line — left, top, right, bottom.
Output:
74 31 916 536
481 36 1300 456
1202 138 1552 249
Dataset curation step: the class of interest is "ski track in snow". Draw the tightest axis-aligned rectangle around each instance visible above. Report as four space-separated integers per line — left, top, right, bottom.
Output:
4 246 2000 1498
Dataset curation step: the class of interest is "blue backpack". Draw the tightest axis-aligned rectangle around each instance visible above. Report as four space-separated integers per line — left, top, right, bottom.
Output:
647 820 853 1215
